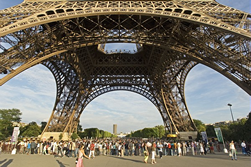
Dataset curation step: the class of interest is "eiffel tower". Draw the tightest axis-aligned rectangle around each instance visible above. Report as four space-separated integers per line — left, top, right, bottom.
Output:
0 0 250 140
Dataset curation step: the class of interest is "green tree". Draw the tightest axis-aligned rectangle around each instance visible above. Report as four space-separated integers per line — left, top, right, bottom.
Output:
0 109 22 139
71 132 79 140
84 128 100 138
206 125 216 137
244 112 251 141
142 128 157 138
154 125 165 138
40 122 47 132
131 129 142 137
193 119 206 132
103 131 113 138
193 119 206 140
21 122 41 137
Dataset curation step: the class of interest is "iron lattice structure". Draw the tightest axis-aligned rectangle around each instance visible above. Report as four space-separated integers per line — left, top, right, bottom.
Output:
0 0 250 136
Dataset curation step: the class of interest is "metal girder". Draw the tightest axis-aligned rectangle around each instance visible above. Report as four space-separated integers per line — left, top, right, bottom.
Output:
0 1 250 38
0 0 250 135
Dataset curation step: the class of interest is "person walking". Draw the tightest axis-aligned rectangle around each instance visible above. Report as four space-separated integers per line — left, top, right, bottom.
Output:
177 142 182 156
229 140 237 160
27 141 31 155
89 141 95 159
241 141 246 155
151 142 157 164
157 142 163 159
143 142 149 163
30 140 36 154
76 143 90 167
200 142 204 155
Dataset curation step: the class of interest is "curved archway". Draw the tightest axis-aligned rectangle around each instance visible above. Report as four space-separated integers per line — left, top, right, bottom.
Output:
1 1 250 38
0 64 249 133
82 91 163 133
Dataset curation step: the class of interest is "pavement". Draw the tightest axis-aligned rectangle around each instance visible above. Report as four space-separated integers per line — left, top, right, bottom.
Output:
0 152 250 167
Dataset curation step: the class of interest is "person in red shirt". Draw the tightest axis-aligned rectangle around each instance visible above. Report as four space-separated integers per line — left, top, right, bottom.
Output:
89 142 95 159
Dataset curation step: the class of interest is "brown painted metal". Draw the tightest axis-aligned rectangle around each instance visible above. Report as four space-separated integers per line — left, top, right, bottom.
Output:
0 0 250 136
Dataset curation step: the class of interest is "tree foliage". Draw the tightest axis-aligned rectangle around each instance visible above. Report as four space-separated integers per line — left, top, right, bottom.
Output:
21 122 41 137
0 109 22 140
244 112 251 141
127 125 166 138
40 122 47 132
206 125 216 137
79 128 113 138
71 132 79 140
193 114 251 142
193 119 206 132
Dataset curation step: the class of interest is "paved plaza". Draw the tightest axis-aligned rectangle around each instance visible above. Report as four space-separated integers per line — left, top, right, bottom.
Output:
0 153 250 167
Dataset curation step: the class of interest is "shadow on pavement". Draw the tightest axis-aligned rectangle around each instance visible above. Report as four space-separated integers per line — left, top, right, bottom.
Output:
0 159 7 164
56 159 71 167
1 159 13 167
184 154 250 162
110 156 144 163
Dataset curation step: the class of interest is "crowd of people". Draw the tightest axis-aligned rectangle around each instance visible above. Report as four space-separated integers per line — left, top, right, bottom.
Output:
0 138 250 164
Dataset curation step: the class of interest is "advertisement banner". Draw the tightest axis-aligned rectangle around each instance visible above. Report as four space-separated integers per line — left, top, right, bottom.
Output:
11 127 20 143
214 127 223 142
201 131 208 142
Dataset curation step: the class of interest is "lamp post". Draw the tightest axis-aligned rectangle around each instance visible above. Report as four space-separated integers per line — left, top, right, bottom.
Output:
227 103 235 122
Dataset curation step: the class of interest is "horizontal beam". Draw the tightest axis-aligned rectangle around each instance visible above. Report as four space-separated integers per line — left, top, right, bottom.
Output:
0 50 67 86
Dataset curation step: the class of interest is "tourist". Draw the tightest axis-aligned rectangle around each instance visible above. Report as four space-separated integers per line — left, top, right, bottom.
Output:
18 140 25 154
191 141 195 156
200 142 204 155
177 142 181 156
89 141 95 159
76 143 90 167
209 140 215 154
229 140 237 160
151 142 157 164
143 142 149 163
241 141 246 155
182 141 187 156
128 141 133 156
27 140 31 155
30 140 36 154
157 142 163 159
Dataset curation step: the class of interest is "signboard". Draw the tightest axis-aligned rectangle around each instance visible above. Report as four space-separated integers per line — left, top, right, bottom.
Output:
214 127 223 142
201 131 208 142
11 127 20 143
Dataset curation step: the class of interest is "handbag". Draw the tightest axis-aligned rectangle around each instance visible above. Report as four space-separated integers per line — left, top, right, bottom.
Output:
144 151 149 156
224 148 228 154
229 151 232 157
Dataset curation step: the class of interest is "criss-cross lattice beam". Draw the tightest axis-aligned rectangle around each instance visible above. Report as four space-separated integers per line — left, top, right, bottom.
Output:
0 0 250 136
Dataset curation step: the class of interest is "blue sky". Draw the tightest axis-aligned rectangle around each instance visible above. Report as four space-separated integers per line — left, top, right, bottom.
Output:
0 0 250 133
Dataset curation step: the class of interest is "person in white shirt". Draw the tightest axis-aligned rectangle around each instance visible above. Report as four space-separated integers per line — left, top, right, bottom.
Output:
229 140 237 160
157 142 163 159
241 141 246 155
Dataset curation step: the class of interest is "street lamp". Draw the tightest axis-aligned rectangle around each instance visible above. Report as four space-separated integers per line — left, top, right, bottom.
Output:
227 103 235 122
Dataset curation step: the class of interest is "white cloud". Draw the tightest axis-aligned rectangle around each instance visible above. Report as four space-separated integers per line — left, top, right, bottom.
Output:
185 64 250 124
0 0 250 133
81 91 163 132
0 65 55 124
